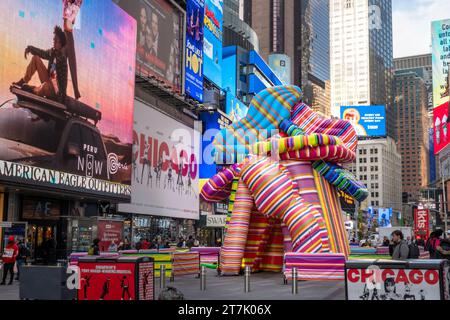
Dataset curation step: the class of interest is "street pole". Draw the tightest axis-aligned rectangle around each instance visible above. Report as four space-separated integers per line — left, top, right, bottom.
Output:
441 159 448 234
354 201 359 240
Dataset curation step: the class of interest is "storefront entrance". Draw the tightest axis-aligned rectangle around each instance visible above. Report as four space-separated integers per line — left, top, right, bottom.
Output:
26 221 57 264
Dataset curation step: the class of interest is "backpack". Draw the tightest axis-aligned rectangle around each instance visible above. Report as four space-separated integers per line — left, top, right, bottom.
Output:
435 239 450 260
408 243 420 259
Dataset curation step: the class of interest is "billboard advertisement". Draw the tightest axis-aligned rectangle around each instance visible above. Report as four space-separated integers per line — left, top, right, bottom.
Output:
115 0 183 93
119 100 200 220
185 0 204 102
346 268 443 300
0 0 136 199
378 208 393 227
268 53 292 85
432 19 450 111
203 0 223 88
226 93 248 123
340 106 386 137
414 209 429 238
433 102 450 154
97 219 124 252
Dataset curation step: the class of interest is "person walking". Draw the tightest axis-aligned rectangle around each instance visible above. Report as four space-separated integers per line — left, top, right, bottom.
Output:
391 230 409 260
186 235 195 249
88 238 100 255
1 236 19 285
15 240 30 281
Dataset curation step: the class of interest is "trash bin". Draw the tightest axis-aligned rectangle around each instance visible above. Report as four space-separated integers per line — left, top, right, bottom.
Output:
19 265 77 300
345 259 450 300
77 256 154 300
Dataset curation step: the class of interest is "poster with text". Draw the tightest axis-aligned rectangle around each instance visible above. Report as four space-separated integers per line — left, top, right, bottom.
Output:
185 0 204 102
340 106 386 137
0 0 136 199
433 101 449 154
97 220 124 252
115 0 184 93
119 100 200 220
432 19 450 110
347 268 443 300
203 0 222 88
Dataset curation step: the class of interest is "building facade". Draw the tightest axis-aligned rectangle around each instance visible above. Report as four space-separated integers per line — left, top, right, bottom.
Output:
330 0 394 138
243 0 330 114
346 137 402 213
393 67 430 203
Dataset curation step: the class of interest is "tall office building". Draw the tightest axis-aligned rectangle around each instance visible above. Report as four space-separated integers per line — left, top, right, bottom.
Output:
330 0 394 139
243 0 330 115
393 67 430 203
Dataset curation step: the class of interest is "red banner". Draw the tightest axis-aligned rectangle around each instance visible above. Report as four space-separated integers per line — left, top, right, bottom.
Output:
97 220 124 252
414 209 429 237
433 102 450 154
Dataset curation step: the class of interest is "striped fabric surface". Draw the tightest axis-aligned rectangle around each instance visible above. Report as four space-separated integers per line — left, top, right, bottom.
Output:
350 247 377 255
284 253 346 281
242 212 271 270
225 177 241 232
314 171 350 257
258 221 284 272
191 247 221 265
290 103 358 153
279 145 355 163
213 86 302 162
240 156 329 253
122 252 173 277
376 247 390 255
171 252 200 277
220 181 254 275
200 164 241 202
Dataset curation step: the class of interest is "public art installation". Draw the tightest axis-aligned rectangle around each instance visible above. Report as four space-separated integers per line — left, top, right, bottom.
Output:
201 85 368 275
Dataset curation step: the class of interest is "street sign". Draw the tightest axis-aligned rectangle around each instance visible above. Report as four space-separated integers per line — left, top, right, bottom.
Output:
206 215 227 228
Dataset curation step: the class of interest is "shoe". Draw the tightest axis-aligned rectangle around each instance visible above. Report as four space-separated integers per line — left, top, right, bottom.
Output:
13 79 25 87
0 282 5 285
7 282 13 285
21 84 35 93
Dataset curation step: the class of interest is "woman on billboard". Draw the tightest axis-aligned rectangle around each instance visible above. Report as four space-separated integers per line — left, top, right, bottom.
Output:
63 0 82 100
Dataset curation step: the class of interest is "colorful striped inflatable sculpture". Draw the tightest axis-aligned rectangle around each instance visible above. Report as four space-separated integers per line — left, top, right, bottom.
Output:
201 85 368 275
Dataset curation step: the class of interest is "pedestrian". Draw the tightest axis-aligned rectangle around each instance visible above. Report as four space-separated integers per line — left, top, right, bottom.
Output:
406 236 412 245
176 237 184 248
88 238 100 255
108 240 118 252
435 231 450 260
193 238 200 247
1 236 19 285
158 286 185 300
141 238 150 250
15 240 30 281
426 230 443 259
391 230 409 260
164 241 171 249
186 235 195 249
382 236 390 247
135 238 143 251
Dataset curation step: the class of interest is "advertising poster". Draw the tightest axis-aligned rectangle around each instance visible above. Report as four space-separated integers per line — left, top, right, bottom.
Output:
432 19 450 110
138 262 154 300
268 53 292 85
97 220 124 252
340 106 386 137
414 209 430 238
347 268 442 300
225 93 248 123
203 0 223 88
115 0 184 93
0 0 136 199
378 208 393 227
119 100 200 220
433 102 450 154
78 262 135 300
185 0 205 102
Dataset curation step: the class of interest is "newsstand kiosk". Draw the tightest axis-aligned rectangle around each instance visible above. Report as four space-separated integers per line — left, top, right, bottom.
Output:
345 259 450 300
78 256 154 300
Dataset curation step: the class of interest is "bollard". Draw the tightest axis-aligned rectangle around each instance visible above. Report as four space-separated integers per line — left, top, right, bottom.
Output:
292 267 298 295
244 265 251 293
200 266 206 291
160 265 166 289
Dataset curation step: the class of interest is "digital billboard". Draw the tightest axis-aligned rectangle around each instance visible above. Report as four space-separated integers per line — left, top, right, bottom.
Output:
119 100 200 220
433 101 449 154
115 0 184 94
203 0 223 88
268 53 292 85
0 0 136 199
226 93 248 123
432 19 450 111
340 106 386 137
185 0 204 102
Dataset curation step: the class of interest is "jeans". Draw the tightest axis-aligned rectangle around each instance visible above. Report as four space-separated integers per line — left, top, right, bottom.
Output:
1 263 14 284
16 259 25 280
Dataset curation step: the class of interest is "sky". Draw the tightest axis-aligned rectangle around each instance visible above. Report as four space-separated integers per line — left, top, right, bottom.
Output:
393 0 450 58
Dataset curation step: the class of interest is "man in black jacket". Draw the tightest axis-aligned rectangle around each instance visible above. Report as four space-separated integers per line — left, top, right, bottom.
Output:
14 26 68 102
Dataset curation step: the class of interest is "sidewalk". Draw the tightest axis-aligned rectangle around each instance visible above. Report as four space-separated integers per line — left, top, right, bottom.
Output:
0 269 346 300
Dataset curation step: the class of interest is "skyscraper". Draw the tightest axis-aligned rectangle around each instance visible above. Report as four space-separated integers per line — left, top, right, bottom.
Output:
243 0 330 115
330 0 394 139
393 66 430 202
